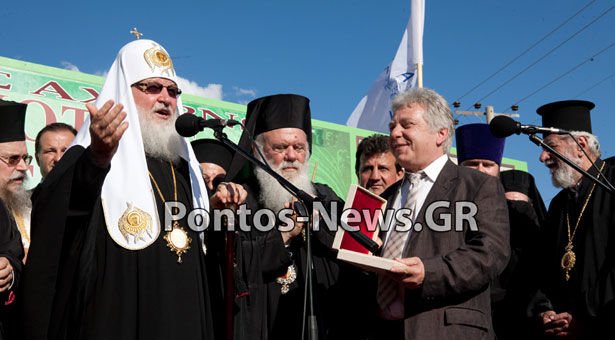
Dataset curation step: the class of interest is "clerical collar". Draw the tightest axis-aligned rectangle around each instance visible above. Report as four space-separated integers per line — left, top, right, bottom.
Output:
569 158 603 199
564 179 581 201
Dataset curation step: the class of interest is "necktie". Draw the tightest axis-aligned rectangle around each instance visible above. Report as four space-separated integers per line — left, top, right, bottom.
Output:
377 172 422 312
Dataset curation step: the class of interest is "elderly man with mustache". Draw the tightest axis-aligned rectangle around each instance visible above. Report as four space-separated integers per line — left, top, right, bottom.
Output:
533 100 615 340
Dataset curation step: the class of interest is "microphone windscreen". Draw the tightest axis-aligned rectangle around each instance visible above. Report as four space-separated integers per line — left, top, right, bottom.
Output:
175 114 201 137
489 116 518 138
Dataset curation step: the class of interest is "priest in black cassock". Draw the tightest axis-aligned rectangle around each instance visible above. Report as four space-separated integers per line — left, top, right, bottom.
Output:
0 100 32 262
0 199 24 340
498 170 547 340
191 138 235 191
225 94 346 340
21 39 244 340
0 100 28 340
534 100 615 339
455 122 505 178
190 139 236 340
456 123 547 339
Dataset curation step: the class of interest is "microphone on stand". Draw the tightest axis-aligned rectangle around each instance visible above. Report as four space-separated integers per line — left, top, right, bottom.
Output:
489 115 569 138
491 115 615 193
176 114 240 137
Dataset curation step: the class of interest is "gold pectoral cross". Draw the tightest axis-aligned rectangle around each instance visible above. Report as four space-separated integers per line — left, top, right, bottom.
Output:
561 243 576 281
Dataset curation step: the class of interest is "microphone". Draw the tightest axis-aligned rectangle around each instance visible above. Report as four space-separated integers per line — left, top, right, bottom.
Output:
489 115 569 138
347 229 380 254
175 114 240 137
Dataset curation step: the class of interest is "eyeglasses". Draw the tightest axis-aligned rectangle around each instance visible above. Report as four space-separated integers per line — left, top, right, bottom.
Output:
132 82 182 97
0 154 33 167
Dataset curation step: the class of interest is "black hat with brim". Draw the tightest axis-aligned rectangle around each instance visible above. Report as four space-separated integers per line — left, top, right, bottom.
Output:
537 100 594 134
190 139 234 170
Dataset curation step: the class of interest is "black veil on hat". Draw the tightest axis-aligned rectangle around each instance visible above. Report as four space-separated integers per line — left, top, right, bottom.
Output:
0 99 27 143
537 100 594 134
500 170 547 225
226 94 312 181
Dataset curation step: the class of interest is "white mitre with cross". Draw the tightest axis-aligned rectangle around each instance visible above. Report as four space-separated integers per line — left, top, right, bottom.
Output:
71 39 209 250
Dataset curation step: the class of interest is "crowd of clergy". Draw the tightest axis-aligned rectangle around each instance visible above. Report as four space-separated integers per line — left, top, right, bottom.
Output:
0 39 612 340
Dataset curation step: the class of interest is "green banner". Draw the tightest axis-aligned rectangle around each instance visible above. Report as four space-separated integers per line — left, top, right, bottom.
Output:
0 56 526 197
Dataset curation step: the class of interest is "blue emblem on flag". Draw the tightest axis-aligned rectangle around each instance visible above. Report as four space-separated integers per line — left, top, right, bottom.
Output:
402 72 414 82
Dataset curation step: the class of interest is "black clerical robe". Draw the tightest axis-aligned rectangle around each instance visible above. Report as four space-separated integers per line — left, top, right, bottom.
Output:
0 200 24 340
492 200 543 340
536 157 615 338
233 179 345 340
21 146 216 340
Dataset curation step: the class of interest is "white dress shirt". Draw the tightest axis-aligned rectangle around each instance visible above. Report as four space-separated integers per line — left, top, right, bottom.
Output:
382 154 449 255
379 154 449 320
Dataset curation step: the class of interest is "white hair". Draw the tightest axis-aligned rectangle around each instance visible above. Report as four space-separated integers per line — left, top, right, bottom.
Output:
569 130 601 159
0 174 31 217
545 131 601 189
546 145 583 189
391 88 455 153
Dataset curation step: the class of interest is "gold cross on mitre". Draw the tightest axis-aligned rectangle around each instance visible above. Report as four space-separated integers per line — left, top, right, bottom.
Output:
130 27 143 40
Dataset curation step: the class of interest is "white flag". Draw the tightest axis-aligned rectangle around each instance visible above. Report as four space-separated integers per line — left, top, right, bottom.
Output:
346 0 425 133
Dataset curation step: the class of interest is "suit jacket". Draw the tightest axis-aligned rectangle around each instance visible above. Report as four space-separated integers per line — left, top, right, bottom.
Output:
380 159 510 340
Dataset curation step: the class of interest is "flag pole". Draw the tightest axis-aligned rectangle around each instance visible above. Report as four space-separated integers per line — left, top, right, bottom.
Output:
345 0 424 132
417 63 423 88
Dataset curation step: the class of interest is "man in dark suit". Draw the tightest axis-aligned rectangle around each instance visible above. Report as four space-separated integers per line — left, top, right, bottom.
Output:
373 88 510 340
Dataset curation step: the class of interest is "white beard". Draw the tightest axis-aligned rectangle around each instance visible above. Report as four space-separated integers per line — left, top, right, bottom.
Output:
255 158 315 212
546 151 583 189
0 173 32 217
138 103 183 163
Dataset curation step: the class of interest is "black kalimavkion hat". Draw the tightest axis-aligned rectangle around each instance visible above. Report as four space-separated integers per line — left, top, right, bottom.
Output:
190 139 234 170
249 94 312 149
537 100 594 134
0 99 27 143
226 94 312 181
